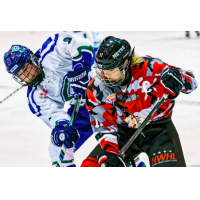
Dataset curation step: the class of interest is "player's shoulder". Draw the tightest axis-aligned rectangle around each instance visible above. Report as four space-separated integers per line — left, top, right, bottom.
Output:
87 76 106 91
59 32 94 60
38 31 92 54
87 77 115 100
141 55 165 69
91 31 101 47
142 55 164 63
35 33 61 64
59 31 92 46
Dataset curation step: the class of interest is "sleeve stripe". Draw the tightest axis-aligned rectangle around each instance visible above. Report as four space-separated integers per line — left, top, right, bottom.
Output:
61 73 68 102
27 86 42 117
41 36 53 52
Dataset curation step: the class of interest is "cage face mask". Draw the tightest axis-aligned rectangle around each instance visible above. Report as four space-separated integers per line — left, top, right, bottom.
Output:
14 56 42 86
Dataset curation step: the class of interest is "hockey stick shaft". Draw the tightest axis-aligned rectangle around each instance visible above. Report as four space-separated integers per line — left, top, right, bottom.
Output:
118 94 168 157
0 86 23 104
56 94 83 167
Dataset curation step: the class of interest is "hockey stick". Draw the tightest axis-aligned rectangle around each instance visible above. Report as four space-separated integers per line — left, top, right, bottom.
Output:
0 86 23 104
118 94 168 158
56 94 83 167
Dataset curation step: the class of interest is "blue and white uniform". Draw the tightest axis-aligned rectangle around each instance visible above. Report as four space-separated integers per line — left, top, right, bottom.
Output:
65 31 101 67
27 31 100 166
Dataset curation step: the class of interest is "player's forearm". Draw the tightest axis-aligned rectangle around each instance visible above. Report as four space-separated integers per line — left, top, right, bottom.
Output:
31 102 71 130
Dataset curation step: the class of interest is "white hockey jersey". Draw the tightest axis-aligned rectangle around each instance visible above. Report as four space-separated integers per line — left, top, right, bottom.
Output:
27 32 95 130
63 31 101 67
64 31 101 49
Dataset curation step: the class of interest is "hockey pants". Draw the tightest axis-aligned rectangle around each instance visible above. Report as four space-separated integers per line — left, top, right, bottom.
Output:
81 119 186 167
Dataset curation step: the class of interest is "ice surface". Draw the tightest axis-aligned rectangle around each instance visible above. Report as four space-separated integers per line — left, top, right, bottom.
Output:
0 31 199 167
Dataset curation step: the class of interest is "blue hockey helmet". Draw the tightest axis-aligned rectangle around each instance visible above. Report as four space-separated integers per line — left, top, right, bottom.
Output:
4 45 43 86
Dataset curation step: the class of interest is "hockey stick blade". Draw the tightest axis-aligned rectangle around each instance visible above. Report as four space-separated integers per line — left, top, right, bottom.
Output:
56 94 83 167
118 94 168 157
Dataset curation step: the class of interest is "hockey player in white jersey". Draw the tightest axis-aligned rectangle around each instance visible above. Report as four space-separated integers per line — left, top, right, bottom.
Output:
4 31 100 167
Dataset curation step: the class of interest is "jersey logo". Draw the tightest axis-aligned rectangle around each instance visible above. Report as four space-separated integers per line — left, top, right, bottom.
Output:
42 76 55 84
11 46 20 52
39 89 48 99
104 93 116 104
10 64 18 73
151 150 177 166
63 37 72 44
112 45 125 59
124 114 149 129
72 45 93 61
68 71 87 82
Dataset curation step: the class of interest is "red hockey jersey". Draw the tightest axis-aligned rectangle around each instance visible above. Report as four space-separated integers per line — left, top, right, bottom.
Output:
86 56 198 150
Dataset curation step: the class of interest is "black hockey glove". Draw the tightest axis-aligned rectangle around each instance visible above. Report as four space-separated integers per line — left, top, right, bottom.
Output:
160 68 183 99
97 148 126 167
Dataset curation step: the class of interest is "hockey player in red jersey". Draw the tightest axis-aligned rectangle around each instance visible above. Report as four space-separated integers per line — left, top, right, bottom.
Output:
81 36 198 167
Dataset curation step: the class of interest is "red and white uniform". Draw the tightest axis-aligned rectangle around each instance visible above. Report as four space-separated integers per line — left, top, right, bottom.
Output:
85 56 198 151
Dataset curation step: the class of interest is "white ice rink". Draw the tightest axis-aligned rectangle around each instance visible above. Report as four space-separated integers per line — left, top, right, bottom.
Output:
0 31 199 167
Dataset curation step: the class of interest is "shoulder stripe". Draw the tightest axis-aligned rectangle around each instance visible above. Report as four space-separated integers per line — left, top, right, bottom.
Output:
40 33 59 64
41 36 53 52
61 74 68 102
